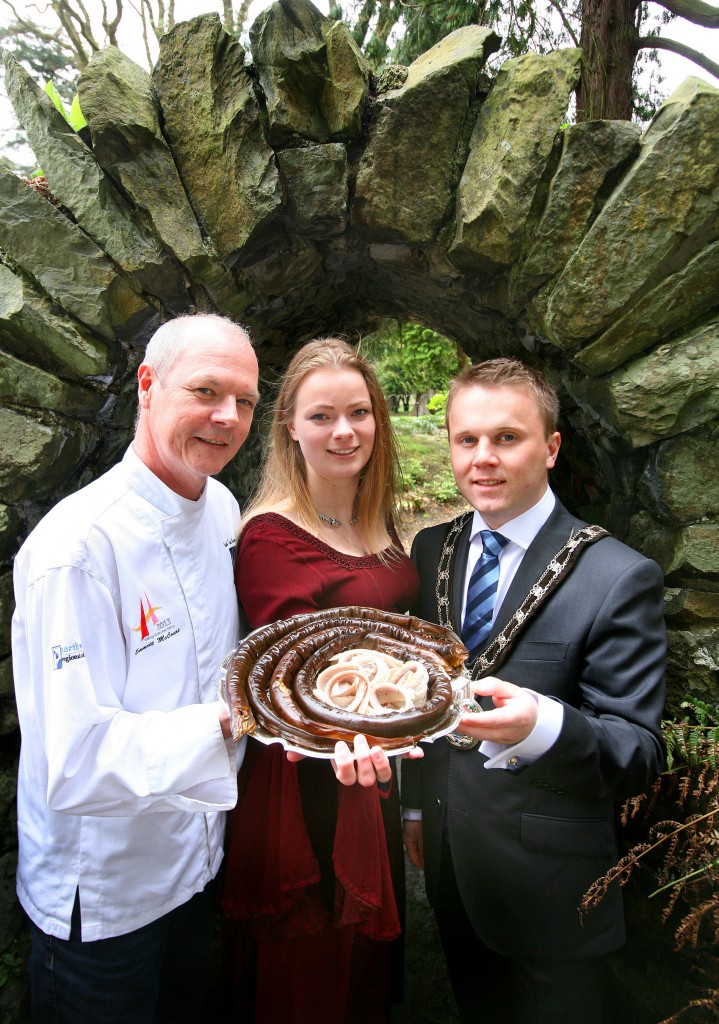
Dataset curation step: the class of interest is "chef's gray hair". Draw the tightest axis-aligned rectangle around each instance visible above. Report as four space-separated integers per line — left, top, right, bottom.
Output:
143 314 252 384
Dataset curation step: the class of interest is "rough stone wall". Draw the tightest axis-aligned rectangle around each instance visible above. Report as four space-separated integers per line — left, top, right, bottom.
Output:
0 0 717 1015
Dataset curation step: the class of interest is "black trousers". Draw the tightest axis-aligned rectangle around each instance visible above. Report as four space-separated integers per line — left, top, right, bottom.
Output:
433 835 606 1024
29 879 218 1024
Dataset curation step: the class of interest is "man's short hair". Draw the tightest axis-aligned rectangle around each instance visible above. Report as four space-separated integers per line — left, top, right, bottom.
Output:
446 358 560 435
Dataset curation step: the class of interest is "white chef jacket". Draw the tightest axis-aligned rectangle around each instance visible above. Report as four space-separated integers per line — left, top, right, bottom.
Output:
12 446 245 941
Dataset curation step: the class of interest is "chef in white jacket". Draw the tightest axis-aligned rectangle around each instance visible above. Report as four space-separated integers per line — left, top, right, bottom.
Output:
11 313 260 1024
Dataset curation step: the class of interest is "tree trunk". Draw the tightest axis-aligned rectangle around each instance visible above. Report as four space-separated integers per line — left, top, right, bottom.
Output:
575 0 639 121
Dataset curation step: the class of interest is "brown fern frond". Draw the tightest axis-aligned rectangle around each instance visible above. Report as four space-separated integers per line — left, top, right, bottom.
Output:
649 819 684 837
642 780 662 818
694 762 710 800
661 884 685 921
678 771 692 804
21 175 62 208
608 705 719 1023
657 834 681 884
674 895 719 948
622 792 645 825
702 771 717 799
579 845 651 918
660 990 719 1024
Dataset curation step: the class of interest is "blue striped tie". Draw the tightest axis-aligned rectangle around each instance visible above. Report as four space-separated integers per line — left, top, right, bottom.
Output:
461 530 509 660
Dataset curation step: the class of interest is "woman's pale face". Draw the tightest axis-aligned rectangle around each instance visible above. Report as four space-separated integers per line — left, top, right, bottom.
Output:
286 367 376 489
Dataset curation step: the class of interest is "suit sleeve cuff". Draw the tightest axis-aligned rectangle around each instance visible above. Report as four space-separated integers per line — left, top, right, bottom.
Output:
480 692 564 770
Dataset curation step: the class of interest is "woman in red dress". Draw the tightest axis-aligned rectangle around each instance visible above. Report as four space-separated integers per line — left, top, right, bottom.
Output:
220 338 420 1023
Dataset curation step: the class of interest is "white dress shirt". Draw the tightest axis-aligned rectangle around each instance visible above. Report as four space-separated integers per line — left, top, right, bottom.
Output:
462 487 564 769
403 490 566 820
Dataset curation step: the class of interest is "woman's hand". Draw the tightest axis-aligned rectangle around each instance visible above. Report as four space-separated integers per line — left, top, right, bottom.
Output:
287 734 423 785
332 733 393 787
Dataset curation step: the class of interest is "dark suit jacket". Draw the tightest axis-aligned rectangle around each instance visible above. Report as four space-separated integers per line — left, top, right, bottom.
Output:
402 499 667 961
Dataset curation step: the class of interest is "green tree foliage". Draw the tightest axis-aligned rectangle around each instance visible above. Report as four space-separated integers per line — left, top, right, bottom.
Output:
334 0 563 69
0 0 255 171
0 16 79 102
2 0 717 155
0 0 124 77
362 322 464 410
333 0 718 121
0 0 255 91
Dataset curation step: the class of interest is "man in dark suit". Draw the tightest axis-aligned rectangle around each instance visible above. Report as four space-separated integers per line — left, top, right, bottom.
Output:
402 358 666 1024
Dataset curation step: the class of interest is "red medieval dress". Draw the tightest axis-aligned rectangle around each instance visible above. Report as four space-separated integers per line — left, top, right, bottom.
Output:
220 513 420 1024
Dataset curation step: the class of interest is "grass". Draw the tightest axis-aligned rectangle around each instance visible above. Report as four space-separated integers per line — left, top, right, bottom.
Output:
391 415 466 548
393 414 459 511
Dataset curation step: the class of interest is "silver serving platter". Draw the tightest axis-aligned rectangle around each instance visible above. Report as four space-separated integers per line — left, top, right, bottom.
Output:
244 699 466 759
219 646 470 759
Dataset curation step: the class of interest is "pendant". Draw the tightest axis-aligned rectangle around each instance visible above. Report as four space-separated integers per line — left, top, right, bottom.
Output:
446 679 481 749
316 511 359 527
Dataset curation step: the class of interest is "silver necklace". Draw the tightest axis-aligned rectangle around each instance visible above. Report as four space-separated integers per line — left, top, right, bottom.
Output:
317 511 358 527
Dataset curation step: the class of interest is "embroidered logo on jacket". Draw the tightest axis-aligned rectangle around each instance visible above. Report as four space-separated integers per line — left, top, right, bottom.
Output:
224 536 236 566
132 591 180 654
134 592 161 640
52 642 85 669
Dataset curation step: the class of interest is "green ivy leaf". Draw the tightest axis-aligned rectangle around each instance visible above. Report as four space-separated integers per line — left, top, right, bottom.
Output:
44 81 86 133
69 94 87 132
44 79 67 118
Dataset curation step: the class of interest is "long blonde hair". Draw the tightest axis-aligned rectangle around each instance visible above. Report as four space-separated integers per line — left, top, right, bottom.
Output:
246 338 402 555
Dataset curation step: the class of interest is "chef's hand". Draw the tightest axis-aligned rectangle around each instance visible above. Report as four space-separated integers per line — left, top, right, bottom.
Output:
457 676 537 745
219 705 232 740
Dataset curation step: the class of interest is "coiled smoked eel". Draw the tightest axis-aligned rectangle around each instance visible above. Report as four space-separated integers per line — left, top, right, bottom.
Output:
226 606 468 751
227 618 342 736
292 634 456 738
255 636 417 751
266 629 368 723
231 607 464 678
228 611 462 735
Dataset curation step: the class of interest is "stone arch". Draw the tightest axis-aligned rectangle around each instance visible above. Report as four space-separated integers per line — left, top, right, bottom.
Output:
1 0 718 741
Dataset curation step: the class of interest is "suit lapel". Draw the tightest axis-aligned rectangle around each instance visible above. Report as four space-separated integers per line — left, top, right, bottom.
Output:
450 518 472 633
